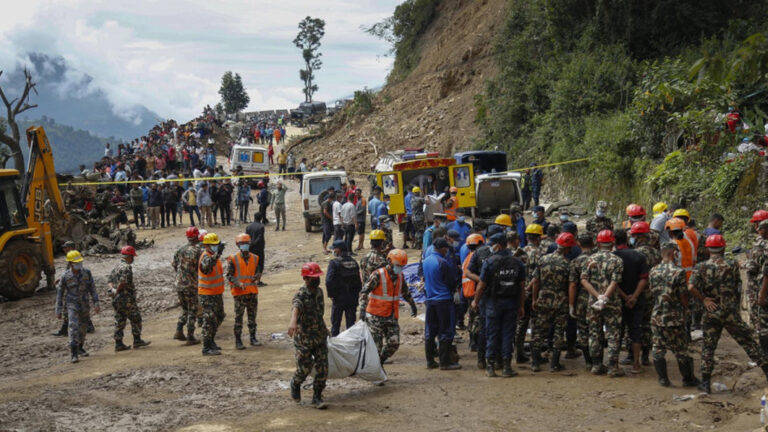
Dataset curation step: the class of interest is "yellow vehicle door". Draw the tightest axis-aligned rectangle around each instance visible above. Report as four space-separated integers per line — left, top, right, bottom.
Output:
376 171 404 214
449 163 476 208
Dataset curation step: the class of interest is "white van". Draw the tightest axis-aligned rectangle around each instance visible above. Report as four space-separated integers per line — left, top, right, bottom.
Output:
302 170 348 232
229 144 269 185
472 172 523 222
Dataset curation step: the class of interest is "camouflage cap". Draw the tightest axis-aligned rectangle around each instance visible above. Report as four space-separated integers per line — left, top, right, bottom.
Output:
63 241 76 249
660 242 679 251
760 220 768 230
596 201 608 211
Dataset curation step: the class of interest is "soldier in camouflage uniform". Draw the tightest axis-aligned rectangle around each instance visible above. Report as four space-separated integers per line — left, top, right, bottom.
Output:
759 243 768 352
359 249 418 364
581 230 624 377
649 242 699 387
515 224 542 364
411 187 426 249
226 233 262 350
747 220 768 336
569 234 595 370
531 233 574 372
539 224 558 257
630 221 662 366
585 201 614 239
108 246 150 351
288 262 329 409
688 234 768 393
172 227 203 345
53 241 95 337
198 233 226 356
360 230 389 284
56 251 100 363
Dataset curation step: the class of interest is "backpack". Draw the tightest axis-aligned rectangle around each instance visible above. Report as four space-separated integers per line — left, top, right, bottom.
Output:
489 254 522 298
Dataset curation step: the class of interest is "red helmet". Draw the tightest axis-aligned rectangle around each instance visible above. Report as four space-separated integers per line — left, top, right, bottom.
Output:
596 229 615 243
705 234 726 248
625 204 646 217
630 221 650 234
186 226 200 239
750 209 768 223
121 245 137 257
301 262 323 278
257 181 265 188
555 232 576 247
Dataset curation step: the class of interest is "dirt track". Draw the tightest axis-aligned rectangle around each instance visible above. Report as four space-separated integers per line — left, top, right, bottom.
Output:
2 162 768 431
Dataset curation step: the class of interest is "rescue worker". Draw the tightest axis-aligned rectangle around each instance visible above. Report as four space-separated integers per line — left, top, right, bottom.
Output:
198 233 226 356
630 221 661 366
531 206 550 234
443 187 459 221
446 209 472 245
757 220 768 353
172 226 203 345
622 204 646 230
326 240 362 336
359 249 418 365
53 241 95 337
672 208 699 252
540 225 559 256
530 232 574 372
586 201 614 239
649 242 699 387
423 213 447 253
288 262 329 409
424 238 461 370
462 234 484 358
225 233 261 350
108 246 151 351
471 232 526 378
360 229 389 285
509 204 527 248
411 186 426 249
516 223 544 364
581 230 624 377
666 217 698 332
689 234 768 393
568 234 596 370
747 213 768 335
650 202 671 244
56 251 100 363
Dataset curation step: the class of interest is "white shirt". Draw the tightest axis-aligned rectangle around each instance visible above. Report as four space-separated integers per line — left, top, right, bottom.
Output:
332 201 342 225
341 202 356 225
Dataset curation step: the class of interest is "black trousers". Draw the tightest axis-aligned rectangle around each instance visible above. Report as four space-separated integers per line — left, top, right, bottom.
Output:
164 203 177 226
218 202 231 226
331 298 357 337
132 206 145 227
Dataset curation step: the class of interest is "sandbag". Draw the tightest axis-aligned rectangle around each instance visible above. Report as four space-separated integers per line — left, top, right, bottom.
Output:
326 320 387 382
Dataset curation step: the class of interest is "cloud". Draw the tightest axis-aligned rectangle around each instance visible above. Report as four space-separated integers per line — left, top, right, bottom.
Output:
0 0 398 123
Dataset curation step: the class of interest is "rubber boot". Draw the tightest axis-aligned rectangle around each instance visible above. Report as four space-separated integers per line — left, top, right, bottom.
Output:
550 349 564 372
202 341 221 356
311 388 327 409
235 334 245 350
250 331 262 346
698 373 711 394
78 343 89 357
502 358 517 377
485 361 497 377
515 341 529 364
86 319 95 334
583 349 593 372
133 338 151 348
679 357 700 387
290 378 301 402
653 358 670 387
70 344 79 363
53 321 68 337
530 348 542 373
115 340 131 352
425 339 439 369
186 331 201 346
439 341 461 370
173 323 186 341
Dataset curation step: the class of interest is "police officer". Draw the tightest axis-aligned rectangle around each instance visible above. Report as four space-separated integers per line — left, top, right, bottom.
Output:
689 234 768 393
172 226 203 345
225 233 261 350
326 240 362 336
423 238 461 370
198 233 226 356
53 241 96 337
471 232 526 378
56 251 100 363
108 246 151 352
360 229 389 285
288 262 329 409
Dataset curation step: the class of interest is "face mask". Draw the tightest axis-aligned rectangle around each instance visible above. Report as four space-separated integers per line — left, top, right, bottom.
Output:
71 262 83 271
239 244 250 252
452 241 460 248
629 237 636 246
308 278 320 289
392 265 403 274
559 215 569 222
427 178 433 183
596 210 605 218
457 216 465 223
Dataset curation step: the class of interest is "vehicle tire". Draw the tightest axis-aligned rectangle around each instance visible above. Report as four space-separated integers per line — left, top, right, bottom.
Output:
0 240 42 300
305 216 313 233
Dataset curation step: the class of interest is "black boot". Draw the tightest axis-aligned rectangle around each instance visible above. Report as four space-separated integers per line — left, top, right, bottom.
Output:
477 350 486 370
565 342 580 359
86 319 95 334
502 358 517 377
173 323 186 341
641 348 650 366
133 338 151 348
679 357 700 387
468 332 477 352
211 340 221 351
760 336 768 357
186 331 201 346
653 358 670 387
78 343 89 357
311 388 327 409
698 373 711 394
70 344 79 363
583 349 593 371
115 340 131 352
53 322 68 337
531 348 542 372
515 341 529 364
235 334 245 350
425 340 439 369
290 378 301 402
550 349 564 372
202 341 221 356
486 361 497 377
438 342 461 370
250 331 262 346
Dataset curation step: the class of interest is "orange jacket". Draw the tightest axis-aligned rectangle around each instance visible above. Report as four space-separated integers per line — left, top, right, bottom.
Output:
227 252 259 296
366 267 403 319
675 234 696 281
198 251 224 295
462 252 476 298
444 198 458 221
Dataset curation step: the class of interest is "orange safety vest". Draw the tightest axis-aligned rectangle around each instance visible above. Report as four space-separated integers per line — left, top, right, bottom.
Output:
684 228 699 252
462 251 476 298
366 267 403 319
198 250 225 295
674 234 696 281
228 252 260 296
444 198 458 221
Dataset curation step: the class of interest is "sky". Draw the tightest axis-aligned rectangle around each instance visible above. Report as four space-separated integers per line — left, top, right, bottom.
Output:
0 0 399 123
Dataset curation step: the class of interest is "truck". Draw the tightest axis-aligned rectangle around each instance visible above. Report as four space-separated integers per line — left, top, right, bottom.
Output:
298 101 327 124
454 150 507 175
472 172 523 222
301 170 349 232
228 144 270 187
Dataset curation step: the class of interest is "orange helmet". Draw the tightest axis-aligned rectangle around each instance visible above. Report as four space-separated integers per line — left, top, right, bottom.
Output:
625 204 646 217
449 186 458 193
235 233 251 244
387 249 408 266
466 234 484 246
665 217 686 231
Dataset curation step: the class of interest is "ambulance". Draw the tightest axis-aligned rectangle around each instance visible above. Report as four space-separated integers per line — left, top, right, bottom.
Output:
228 144 270 186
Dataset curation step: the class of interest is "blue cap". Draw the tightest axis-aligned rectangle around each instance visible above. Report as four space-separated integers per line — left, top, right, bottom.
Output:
331 240 347 251
487 225 504 236
447 229 460 239
533 205 545 212
489 233 507 245
562 221 577 234
433 238 451 249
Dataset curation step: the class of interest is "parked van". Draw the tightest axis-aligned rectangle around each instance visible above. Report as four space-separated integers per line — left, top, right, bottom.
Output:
454 150 507 175
229 144 269 186
301 170 349 232
473 172 523 222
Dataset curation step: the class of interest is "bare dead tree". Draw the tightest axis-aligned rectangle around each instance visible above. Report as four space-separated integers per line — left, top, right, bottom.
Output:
0 68 38 171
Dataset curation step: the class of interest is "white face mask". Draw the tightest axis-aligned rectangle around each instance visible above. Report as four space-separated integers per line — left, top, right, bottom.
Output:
392 265 403 274
596 210 605 218
457 216 465 223
559 215 569 222
239 244 250 252
71 262 83 271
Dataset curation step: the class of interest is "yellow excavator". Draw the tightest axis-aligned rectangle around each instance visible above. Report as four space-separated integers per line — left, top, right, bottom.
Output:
0 126 72 299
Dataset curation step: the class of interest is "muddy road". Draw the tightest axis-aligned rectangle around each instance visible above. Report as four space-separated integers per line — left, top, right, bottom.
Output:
2 160 768 431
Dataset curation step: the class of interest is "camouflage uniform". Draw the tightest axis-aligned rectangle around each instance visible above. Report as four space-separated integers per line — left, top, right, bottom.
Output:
515 244 539 358
648 262 690 361
359 249 387 285
585 216 614 239
411 196 426 249
582 250 624 369
108 260 144 343
690 255 768 376
636 242 662 354
531 252 570 355
359 266 417 362
225 253 259 336
569 250 594 352
468 245 493 360
199 252 225 347
538 238 555 257
761 261 768 333
173 242 202 334
56 268 99 350
292 284 329 394
747 236 768 332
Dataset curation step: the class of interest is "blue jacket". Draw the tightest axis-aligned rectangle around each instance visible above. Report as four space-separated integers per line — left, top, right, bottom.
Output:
516 218 527 248
422 248 455 301
422 225 436 256
446 220 471 245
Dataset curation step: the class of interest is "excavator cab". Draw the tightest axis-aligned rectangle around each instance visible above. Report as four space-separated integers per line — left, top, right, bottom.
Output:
0 170 28 233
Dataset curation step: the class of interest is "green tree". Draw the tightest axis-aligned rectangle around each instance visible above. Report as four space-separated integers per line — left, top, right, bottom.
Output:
293 16 325 102
218 71 250 114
